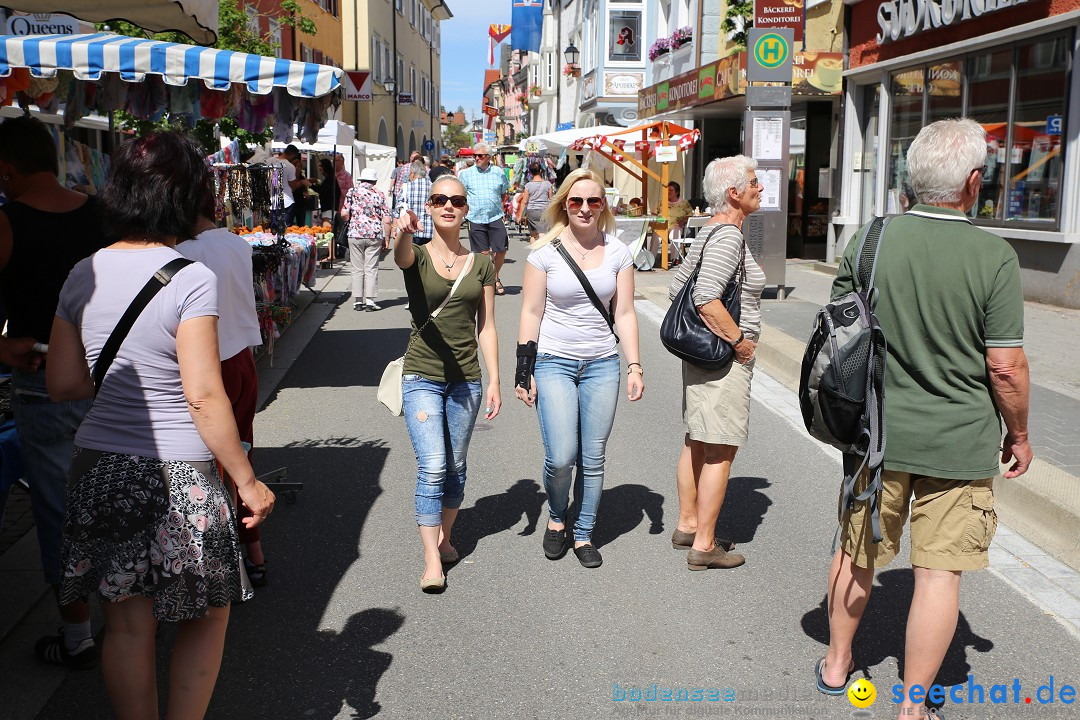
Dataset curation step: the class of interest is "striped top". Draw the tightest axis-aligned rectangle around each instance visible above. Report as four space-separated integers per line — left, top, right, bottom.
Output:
668 223 766 337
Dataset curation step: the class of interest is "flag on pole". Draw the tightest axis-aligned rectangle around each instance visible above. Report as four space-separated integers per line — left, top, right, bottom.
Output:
510 0 543 54
489 24 512 67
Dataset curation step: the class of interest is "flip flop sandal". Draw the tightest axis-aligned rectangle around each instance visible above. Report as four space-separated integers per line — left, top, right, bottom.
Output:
495 280 506 295
815 656 855 696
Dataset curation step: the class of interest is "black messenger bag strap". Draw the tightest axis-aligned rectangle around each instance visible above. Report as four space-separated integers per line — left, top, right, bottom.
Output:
551 238 619 343
93 257 195 395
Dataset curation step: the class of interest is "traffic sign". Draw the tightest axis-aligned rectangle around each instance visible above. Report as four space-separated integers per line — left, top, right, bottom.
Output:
344 70 372 101
424 139 435 151
746 28 794 83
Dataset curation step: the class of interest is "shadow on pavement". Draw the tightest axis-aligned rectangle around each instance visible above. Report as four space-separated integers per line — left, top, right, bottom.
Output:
716 476 772 545
801 568 994 699
451 479 545 559
592 483 665 549
36 438 404 719
275 327 412 391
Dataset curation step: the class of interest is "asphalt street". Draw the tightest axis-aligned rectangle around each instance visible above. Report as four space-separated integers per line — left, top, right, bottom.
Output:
36 235 1080 720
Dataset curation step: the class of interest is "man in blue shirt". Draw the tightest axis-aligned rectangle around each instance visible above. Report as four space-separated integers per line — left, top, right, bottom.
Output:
459 143 510 294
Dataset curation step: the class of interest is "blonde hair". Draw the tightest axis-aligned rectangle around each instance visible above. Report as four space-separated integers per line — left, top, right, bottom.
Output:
535 168 615 248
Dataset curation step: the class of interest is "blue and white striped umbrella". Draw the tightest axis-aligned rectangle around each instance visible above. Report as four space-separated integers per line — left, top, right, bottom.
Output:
0 33 342 98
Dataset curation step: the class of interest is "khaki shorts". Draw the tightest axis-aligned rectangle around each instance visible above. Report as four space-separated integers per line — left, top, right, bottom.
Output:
681 358 754 446
841 470 997 571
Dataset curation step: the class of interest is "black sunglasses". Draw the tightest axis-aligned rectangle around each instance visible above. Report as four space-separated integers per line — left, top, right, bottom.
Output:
567 196 604 211
429 194 468 208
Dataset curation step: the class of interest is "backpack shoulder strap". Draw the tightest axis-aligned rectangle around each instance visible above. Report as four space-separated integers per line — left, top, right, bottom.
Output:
93 257 194 395
855 215 896 293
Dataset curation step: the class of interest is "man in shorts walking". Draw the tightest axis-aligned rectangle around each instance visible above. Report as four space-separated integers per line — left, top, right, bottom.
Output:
458 142 510 294
816 118 1032 720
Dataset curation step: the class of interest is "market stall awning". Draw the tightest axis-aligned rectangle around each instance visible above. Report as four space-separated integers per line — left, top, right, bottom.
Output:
527 125 629 151
0 33 342 98
4 1 218 45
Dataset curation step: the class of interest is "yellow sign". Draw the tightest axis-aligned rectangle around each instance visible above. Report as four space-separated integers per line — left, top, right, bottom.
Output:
848 678 877 709
754 32 790 69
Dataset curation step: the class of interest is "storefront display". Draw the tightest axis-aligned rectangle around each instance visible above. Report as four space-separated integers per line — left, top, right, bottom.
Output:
839 0 1080 307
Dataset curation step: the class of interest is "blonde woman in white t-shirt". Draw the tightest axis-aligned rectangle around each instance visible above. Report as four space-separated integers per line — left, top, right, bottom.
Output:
514 168 644 569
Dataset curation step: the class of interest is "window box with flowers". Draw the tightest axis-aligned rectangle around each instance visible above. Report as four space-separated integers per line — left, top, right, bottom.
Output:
563 63 581 78
529 84 542 97
670 26 693 50
649 37 671 62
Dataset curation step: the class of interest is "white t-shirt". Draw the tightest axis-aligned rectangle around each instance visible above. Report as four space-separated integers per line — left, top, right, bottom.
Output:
527 233 633 360
177 228 263 360
267 158 297 207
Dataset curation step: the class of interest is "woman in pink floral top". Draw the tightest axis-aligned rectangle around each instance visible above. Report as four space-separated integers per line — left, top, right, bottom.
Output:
342 168 392 311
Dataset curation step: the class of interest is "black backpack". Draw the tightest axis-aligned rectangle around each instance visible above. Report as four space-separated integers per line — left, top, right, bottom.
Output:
799 216 894 544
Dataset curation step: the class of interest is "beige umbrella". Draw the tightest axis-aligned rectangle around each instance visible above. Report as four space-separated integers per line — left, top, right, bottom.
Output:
3 0 218 44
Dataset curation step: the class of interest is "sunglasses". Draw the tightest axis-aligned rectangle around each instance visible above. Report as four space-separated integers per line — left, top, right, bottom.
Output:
475 153 490 158
567 196 604 211
429 194 468 208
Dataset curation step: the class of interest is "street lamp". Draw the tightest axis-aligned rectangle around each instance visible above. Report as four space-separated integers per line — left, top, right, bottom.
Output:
383 78 396 94
564 43 579 66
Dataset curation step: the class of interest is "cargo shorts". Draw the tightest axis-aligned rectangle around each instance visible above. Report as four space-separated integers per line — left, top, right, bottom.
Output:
841 469 997 572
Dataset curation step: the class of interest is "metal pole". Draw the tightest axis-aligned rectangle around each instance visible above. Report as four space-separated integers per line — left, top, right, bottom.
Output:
392 5 400 159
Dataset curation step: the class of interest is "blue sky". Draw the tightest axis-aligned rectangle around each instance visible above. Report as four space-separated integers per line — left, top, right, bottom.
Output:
440 2 512 121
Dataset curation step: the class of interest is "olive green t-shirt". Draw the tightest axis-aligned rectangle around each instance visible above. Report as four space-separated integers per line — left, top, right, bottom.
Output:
402 244 496 382
833 205 1024 480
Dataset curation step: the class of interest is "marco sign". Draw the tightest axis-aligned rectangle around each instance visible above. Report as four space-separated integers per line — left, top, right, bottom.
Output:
876 0 1030 44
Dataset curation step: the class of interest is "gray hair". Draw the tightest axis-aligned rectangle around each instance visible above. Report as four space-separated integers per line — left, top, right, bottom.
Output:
906 118 987 204
409 160 427 180
472 142 490 155
703 155 758 213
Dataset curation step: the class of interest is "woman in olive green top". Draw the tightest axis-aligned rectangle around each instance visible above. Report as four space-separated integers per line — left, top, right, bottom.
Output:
393 174 501 593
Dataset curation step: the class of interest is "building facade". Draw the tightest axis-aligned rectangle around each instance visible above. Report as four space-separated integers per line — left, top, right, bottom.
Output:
341 0 450 158
836 0 1080 307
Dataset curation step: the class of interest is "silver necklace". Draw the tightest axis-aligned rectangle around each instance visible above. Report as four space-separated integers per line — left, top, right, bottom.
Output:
567 231 601 262
433 244 461 271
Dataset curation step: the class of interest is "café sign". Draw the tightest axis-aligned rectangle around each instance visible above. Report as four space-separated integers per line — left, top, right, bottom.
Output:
638 54 742 119
876 0 1030 44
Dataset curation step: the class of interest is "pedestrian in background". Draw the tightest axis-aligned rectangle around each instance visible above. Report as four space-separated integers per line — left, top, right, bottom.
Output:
459 142 510 295
314 157 340 225
668 156 766 571
816 119 1031 720
515 168 643 569
0 114 108 668
393 174 501 592
47 130 274 719
515 162 554 243
396 160 434 245
429 155 454 183
178 193 267 588
342 168 392 311
391 151 422 209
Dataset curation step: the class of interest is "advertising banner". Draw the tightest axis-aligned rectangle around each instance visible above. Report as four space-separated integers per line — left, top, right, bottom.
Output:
344 70 372 101
754 0 805 43
638 54 742 119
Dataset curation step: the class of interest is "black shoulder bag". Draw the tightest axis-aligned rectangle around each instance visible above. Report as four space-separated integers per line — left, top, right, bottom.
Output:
660 224 744 371
93 258 194 394
551 238 619 343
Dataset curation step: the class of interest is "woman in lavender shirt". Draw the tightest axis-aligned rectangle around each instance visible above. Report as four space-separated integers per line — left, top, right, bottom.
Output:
47 131 274 719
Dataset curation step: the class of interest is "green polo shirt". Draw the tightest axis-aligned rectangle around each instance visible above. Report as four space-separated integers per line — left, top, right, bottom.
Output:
833 205 1024 480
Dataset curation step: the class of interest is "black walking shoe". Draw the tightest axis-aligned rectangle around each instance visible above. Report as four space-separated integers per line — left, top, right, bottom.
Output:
573 544 603 568
35 630 99 670
543 527 568 560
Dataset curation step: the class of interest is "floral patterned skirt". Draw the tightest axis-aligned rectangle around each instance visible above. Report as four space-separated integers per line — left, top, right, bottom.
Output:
59 448 252 621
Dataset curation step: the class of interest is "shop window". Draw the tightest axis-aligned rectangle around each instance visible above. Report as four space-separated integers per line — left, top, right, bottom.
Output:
926 60 962 124
1008 36 1068 224
967 48 1011 221
608 10 642 63
886 68 923 214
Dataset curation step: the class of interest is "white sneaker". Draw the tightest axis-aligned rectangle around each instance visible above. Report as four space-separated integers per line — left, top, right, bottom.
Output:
364 300 381 311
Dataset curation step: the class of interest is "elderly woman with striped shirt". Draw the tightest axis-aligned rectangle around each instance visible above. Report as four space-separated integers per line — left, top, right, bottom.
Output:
667 155 766 571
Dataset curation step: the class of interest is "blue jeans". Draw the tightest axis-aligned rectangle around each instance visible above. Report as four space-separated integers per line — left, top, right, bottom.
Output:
402 375 483 527
534 353 621 543
12 369 92 584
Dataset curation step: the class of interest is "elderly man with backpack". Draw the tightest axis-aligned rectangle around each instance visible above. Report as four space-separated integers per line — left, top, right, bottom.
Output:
809 119 1032 720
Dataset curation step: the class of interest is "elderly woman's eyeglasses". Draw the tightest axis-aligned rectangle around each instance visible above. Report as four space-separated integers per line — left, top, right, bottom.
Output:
747 177 760 188
567 196 604 211
429 194 468 208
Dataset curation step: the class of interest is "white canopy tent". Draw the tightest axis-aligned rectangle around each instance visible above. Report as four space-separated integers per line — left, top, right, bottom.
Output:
525 125 630 152
271 124 397 196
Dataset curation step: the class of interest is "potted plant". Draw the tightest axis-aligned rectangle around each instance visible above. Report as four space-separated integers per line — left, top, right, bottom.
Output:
671 26 693 50
529 84 542 97
649 37 671 61
563 63 581 78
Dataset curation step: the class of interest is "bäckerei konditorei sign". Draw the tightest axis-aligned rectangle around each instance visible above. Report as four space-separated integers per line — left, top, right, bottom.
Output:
876 0 1030 44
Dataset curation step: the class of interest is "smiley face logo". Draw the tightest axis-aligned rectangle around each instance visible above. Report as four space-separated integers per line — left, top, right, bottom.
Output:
847 678 876 708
